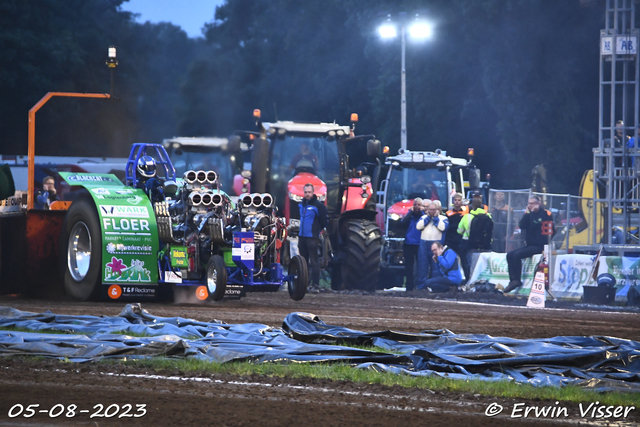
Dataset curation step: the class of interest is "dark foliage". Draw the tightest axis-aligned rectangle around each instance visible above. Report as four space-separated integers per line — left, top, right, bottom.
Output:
0 0 610 191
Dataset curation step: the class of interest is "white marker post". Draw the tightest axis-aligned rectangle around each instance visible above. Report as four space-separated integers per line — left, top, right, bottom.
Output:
527 271 546 308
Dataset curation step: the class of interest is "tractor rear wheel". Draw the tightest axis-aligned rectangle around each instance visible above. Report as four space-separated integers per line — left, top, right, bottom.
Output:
59 197 102 301
287 255 308 301
206 255 228 301
341 219 381 291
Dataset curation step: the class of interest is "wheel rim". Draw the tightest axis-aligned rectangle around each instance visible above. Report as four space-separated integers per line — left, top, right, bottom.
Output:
207 262 218 293
67 222 92 281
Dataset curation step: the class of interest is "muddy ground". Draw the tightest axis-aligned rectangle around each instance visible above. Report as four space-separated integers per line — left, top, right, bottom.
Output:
0 289 639 426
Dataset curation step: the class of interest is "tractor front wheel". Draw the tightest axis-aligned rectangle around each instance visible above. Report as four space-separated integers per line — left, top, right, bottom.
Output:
287 255 308 301
206 255 228 301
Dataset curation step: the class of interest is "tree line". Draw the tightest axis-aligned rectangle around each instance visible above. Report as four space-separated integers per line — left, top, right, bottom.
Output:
0 0 608 192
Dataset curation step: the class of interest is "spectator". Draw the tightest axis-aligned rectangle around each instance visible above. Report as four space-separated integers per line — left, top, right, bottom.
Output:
298 183 328 293
490 191 512 252
614 120 629 168
416 242 464 292
504 195 554 293
445 193 468 253
416 201 449 288
614 120 629 148
457 196 493 280
35 175 59 210
401 197 423 291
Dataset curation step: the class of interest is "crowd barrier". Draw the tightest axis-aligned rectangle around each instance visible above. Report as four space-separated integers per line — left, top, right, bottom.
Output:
469 252 638 302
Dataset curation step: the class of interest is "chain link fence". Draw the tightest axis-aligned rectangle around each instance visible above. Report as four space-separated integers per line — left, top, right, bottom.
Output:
487 190 599 253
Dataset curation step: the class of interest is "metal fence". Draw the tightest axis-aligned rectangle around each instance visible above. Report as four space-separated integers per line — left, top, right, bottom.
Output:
487 190 601 253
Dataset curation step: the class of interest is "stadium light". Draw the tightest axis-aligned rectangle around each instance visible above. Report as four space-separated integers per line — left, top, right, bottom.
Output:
378 13 433 151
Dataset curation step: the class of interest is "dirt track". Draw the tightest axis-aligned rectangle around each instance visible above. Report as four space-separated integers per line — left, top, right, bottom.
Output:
0 290 639 426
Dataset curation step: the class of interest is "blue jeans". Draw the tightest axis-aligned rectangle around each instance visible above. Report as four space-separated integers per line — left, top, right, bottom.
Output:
417 240 441 289
418 276 457 292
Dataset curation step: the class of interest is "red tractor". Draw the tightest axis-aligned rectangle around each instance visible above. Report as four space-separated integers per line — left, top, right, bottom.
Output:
249 110 382 291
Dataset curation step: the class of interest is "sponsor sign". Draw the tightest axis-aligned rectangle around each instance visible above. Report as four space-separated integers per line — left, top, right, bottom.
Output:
468 252 541 294
196 286 208 300
170 247 188 268
164 271 182 283
469 253 640 301
59 172 123 186
100 205 149 218
105 284 157 299
232 231 254 269
0 191 26 213
80 183 159 284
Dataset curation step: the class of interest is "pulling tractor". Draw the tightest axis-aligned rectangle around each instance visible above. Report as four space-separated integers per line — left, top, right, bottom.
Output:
249 110 382 291
58 143 307 302
376 149 480 284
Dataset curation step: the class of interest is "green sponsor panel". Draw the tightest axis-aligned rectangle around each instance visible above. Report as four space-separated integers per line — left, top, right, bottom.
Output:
64 175 160 285
59 172 124 187
170 247 188 268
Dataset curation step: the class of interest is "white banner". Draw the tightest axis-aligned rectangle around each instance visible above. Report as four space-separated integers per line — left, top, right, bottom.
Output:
470 252 640 302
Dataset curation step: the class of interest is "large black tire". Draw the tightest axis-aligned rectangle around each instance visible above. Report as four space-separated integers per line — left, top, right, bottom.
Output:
206 255 228 301
59 197 102 301
341 219 381 291
287 255 308 301
250 137 269 193
330 263 342 291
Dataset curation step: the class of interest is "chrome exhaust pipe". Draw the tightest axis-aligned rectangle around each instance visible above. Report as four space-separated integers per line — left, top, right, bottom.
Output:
206 170 217 184
261 193 273 208
189 192 202 206
184 170 197 184
241 194 253 207
211 193 223 206
201 192 213 206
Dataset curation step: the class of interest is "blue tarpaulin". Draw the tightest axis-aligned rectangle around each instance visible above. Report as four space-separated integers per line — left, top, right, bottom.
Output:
0 304 639 392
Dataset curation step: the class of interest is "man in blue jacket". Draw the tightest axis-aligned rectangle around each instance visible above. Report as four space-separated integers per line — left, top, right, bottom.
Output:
401 197 423 291
299 183 328 292
417 242 464 292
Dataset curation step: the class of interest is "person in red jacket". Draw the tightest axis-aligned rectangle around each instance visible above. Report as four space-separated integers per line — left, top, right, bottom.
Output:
504 196 554 293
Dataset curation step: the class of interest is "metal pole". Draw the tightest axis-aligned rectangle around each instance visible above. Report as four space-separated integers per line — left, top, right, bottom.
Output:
401 24 407 152
566 194 571 251
110 68 115 98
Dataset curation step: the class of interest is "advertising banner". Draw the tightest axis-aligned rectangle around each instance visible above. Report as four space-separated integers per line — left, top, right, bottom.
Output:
468 252 541 293
553 254 640 301
469 251 640 302
59 173 159 293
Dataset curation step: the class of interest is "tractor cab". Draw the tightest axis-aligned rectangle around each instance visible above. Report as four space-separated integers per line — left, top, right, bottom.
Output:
377 149 476 278
249 110 383 291
262 124 343 221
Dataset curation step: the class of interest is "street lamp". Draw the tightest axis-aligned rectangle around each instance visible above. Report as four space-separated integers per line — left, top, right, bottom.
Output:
379 13 433 152
106 45 118 98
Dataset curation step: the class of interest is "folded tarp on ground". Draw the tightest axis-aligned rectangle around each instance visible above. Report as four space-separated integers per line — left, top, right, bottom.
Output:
0 304 639 392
